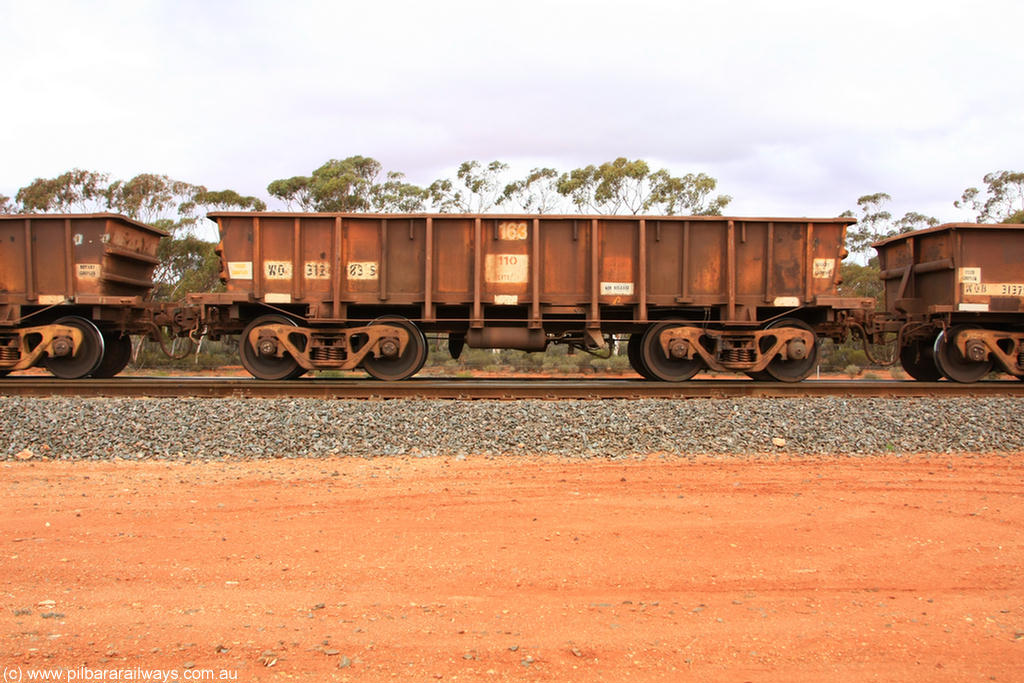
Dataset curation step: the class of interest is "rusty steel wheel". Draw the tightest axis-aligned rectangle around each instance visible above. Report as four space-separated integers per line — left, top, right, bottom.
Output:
760 318 818 383
91 333 133 378
44 316 105 379
898 335 942 382
933 326 992 383
627 333 656 380
363 317 427 381
639 323 703 382
239 314 306 380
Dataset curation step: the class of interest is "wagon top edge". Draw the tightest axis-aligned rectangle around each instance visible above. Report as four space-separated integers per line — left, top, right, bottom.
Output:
872 222 1024 248
0 213 169 237
205 211 858 225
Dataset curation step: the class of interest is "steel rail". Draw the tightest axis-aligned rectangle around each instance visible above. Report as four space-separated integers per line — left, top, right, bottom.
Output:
1 377 1024 399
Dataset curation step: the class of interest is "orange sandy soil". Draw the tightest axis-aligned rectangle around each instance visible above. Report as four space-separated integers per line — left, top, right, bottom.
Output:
2 454 1022 682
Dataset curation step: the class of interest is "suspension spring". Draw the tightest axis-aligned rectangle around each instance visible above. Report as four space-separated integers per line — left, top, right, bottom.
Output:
722 348 755 363
0 346 18 362
312 346 346 362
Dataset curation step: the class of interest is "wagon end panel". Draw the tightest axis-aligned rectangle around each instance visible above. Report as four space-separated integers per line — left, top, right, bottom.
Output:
97 216 164 298
875 227 957 315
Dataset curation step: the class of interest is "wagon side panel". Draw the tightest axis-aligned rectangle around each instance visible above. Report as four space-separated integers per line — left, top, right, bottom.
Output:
432 217 473 304
381 217 426 305
597 218 639 307
538 218 589 306
298 216 337 306
956 226 1024 313
644 219 684 307
219 215 257 297
0 220 28 300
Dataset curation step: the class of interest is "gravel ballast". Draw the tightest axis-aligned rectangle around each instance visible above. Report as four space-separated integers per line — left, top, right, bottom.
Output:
3 396 1023 459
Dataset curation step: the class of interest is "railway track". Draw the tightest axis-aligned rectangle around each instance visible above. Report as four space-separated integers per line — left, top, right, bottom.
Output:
1 376 1024 399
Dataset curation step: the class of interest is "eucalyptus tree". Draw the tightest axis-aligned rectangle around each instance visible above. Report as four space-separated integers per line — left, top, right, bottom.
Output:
956 171 1024 223
428 160 510 213
555 158 730 215
268 156 426 212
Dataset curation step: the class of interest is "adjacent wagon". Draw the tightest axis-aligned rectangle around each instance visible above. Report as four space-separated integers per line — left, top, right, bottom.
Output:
873 222 1024 382
0 214 167 378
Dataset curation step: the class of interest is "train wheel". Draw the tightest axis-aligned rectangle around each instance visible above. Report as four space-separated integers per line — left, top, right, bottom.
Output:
91 333 133 378
239 314 306 380
627 333 656 380
760 318 818 383
639 323 703 382
44 316 105 379
898 335 942 381
933 326 991 383
363 317 427 381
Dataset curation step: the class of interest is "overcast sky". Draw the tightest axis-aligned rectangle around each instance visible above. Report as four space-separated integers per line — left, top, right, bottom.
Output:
2 0 1021 224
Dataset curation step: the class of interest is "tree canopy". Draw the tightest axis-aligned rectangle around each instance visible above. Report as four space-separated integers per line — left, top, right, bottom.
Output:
267 156 427 213
428 160 509 213
552 158 731 216
956 171 1024 223
267 156 732 217
9 167 265 236
842 193 938 256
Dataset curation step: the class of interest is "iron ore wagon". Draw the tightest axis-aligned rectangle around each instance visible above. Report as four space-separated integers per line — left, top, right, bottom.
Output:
873 222 1024 382
191 212 871 381
0 214 174 378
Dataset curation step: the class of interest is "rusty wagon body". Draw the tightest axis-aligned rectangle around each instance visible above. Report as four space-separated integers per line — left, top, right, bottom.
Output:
192 212 871 381
0 214 170 378
873 223 1024 382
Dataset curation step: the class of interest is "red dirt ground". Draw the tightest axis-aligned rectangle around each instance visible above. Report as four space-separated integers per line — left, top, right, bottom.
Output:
2 454 1022 682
